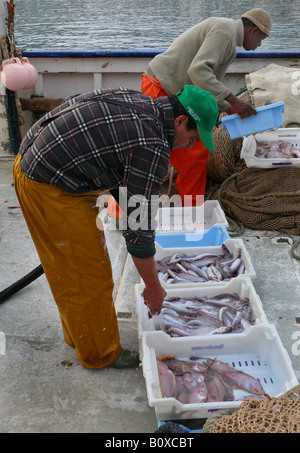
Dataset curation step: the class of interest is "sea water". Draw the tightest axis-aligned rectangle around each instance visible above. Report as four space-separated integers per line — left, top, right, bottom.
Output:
11 0 300 51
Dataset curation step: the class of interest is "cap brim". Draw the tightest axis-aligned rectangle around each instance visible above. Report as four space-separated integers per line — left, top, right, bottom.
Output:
197 126 215 151
241 14 270 36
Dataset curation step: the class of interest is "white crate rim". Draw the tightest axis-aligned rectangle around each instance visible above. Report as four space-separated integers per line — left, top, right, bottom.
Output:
156 200 229 233
241 128 300 168
154 238 256 288
135 277 270 351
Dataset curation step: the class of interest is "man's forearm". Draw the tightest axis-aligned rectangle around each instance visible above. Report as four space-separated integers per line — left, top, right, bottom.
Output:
131 255 160 287
225 93 257 118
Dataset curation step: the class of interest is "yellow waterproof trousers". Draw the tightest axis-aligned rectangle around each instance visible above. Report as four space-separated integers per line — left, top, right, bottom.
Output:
13 154 122 368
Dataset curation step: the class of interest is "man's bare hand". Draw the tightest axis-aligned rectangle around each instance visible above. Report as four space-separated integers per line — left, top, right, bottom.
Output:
225 93 257 119
131 255 167 316
143 284 167 316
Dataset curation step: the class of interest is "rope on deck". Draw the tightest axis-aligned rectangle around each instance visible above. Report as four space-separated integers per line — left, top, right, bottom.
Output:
207 172 245 237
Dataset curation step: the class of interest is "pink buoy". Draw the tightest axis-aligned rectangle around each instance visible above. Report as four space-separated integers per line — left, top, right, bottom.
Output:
21 57 38 89
0 57 28 91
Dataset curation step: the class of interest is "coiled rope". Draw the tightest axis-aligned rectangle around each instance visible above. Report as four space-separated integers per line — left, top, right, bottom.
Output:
206 172 245 237
216 173 245 237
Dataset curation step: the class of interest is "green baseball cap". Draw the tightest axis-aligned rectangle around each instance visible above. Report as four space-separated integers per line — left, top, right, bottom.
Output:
176 85 218 151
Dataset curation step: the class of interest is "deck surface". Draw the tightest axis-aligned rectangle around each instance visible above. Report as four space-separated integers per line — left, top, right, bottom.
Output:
0 157 299 433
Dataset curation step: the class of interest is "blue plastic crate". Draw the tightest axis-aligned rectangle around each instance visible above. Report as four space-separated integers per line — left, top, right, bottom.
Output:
221 101 284 139
155 225 229 248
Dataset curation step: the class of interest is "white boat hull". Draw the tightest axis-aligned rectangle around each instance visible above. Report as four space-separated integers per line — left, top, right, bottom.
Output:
1 48 300 153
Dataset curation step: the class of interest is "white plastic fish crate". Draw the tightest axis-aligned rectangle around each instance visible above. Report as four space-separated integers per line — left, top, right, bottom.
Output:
135 277 269 358
241 128 300 168
155 200 228 234
142 325 298 421
154 238 256 288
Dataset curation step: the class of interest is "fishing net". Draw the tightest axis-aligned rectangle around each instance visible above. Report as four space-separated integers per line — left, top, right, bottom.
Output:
209 166 300 234
207 88 252 184
207 91 251 185
207 88 300 235
160 163 179 199
202 384 300 433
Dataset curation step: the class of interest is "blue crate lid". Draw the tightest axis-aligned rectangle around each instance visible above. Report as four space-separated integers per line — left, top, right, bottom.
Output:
155 225 229 248
221 101 285 139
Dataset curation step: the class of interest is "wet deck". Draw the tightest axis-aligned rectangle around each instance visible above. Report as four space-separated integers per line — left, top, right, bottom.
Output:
0 156 299 433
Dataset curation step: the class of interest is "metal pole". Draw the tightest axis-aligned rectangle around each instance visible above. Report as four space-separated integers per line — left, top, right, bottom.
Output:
0 0 12 155
0 1 6 35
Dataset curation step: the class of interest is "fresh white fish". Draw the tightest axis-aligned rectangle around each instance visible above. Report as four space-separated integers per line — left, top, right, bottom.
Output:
150 292 254 337
155 247 245 285
211 326 233 334
255 140 300 159
223 370 265 395
157 359 177 398
157 356 266 404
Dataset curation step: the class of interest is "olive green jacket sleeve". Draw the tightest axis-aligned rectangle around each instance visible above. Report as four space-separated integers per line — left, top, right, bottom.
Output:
187 30 237 112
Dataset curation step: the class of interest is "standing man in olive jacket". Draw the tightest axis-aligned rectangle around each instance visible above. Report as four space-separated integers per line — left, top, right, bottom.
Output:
142 8 272 201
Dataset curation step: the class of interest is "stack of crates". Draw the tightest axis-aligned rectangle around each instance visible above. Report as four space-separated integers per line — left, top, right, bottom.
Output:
135 201 298 426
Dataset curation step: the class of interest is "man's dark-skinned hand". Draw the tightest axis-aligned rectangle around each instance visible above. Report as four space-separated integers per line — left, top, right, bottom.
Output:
225 93 257 119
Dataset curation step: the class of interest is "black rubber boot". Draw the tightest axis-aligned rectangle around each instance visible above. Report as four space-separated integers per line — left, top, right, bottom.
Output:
109 349 140 369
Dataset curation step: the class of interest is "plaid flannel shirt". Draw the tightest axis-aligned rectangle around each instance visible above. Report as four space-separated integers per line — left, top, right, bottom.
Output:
19 87 175 258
